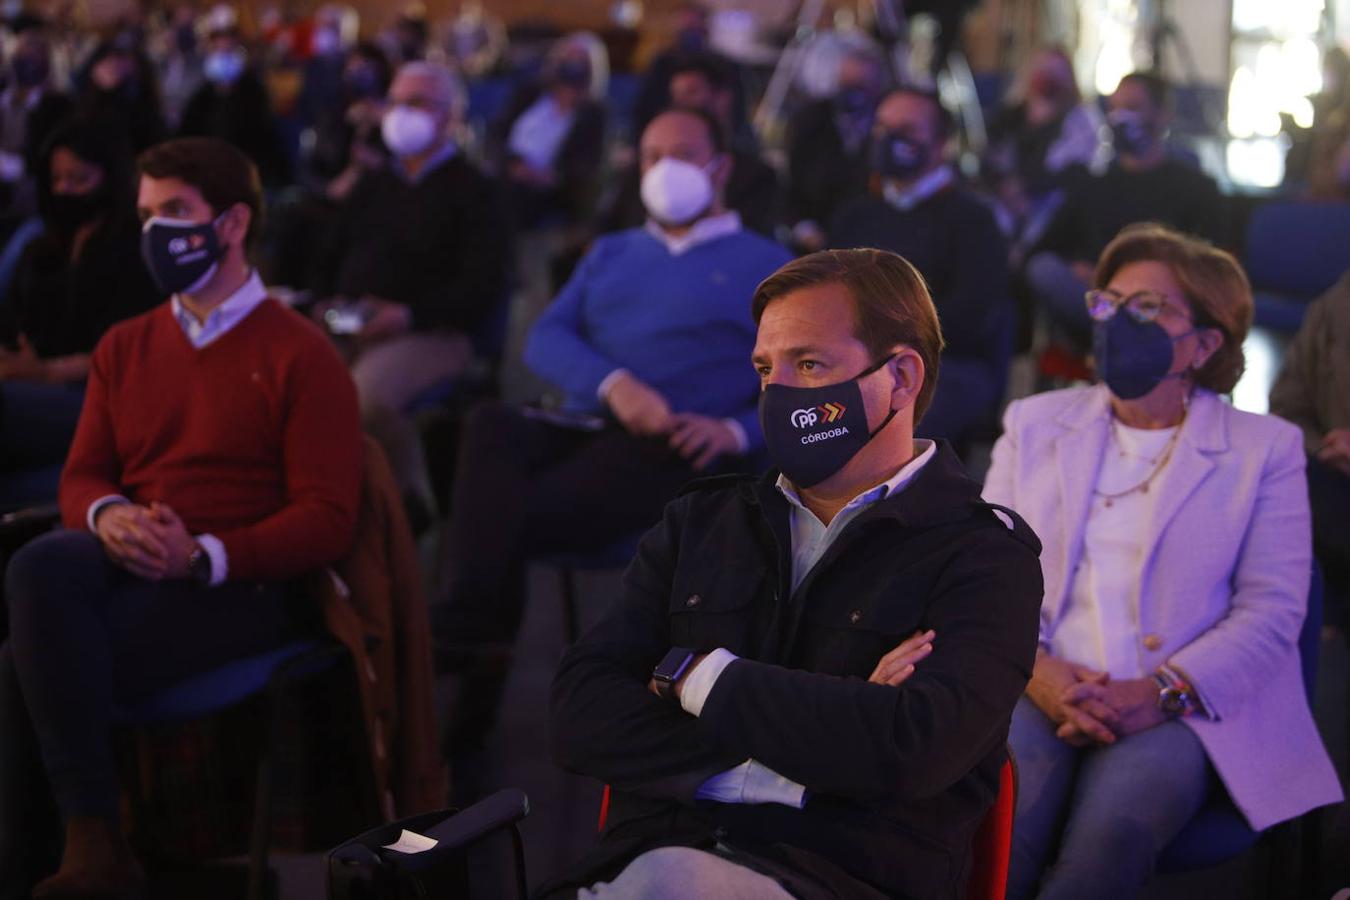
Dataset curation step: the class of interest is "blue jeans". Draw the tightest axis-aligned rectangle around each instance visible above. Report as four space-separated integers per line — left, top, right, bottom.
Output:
1007 697 1213 900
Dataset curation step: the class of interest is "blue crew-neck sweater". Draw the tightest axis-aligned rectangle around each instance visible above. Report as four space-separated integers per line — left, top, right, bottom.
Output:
524 226 791 451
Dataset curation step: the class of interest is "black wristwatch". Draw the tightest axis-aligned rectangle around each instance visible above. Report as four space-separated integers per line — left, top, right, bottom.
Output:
187 543 212 585
652 647 697 702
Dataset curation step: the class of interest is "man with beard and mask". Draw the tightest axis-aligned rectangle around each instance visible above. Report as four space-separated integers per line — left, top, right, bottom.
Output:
433 106 790 799
0 117 157 507
984 223 1340 900
177 26 290 188
1025 72 1223 349
829 87 1012 444
784 40 887 253
598 53 779 237
538 247 1042 900
0 136 362 898
0 27 73 218
313 60 510 525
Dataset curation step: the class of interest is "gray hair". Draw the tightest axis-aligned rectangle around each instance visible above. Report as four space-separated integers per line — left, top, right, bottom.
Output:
394 60 468 121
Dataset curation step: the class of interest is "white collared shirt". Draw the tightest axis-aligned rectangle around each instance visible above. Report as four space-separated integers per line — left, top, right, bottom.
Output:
643 209 742 257
881 165 956 212
170 268 269 349
88 269 273 584
685 440 938 809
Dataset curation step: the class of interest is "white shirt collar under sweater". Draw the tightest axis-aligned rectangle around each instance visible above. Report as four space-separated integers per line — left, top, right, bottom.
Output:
644 210 742 256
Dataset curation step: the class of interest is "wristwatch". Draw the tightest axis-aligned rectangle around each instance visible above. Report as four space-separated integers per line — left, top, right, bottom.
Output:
1152 672 1195 718
652 647 697 701
187 542 212 585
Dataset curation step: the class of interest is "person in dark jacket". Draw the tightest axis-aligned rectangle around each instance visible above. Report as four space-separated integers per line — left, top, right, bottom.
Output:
0 27 75 222
177 27 290 188
0 117 158 507
542 249 1043 900
313 60 511 519
75 39 168 153
830 88 1013 444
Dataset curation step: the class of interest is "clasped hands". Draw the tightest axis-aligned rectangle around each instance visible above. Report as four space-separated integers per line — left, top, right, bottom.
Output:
603 371 741 471
93 502 200 581
1029 653 1165 747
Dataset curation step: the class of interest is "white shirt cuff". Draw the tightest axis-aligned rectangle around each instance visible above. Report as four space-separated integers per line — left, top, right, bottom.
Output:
679 647 738 718
87 495 129 532
721 418 749 455
695 759 808 808
597 368 630 402
195 533 229 587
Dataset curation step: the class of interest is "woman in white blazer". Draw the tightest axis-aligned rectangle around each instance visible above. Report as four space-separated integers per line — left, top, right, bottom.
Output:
984 224 1341 900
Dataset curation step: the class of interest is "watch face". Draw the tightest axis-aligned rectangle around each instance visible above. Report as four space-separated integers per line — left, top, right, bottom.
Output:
654 647 695 682
1160 688 1187 716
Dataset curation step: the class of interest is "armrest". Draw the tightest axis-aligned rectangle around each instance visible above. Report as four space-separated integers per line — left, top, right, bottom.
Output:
0 502 62 543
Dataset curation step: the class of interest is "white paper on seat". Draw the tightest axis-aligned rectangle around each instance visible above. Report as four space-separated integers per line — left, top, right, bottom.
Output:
382 828 438 854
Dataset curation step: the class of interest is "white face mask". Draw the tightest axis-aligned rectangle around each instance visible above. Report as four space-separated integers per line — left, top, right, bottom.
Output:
382 105 440 158
640 156 717 227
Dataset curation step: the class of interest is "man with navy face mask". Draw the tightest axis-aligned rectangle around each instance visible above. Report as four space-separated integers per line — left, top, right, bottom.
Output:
0 138 361 897
829 87 1013 445
542 249 1042 900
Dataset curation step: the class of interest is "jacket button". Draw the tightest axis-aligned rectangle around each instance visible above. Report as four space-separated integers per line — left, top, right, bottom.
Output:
686 594 701 608
1143 633 1163 651
849 609 863 625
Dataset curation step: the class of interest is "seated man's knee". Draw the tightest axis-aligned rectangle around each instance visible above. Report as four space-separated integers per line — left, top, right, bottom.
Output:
5 530 102 624
593 847 786 900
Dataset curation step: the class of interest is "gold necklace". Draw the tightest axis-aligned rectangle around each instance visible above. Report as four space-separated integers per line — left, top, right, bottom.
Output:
1093 406 1187 508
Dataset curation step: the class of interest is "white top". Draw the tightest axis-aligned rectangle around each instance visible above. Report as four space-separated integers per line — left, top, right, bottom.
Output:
1051 421 1177 678
507 94 575 172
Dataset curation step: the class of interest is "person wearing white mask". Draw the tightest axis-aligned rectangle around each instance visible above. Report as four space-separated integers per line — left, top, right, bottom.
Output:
177 28 290 187
432 107 791 802
310 61 511 527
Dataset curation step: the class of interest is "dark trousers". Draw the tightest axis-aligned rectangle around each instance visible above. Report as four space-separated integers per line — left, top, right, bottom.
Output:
434 402 704 749
1308 455 1350 627
1 530 303 894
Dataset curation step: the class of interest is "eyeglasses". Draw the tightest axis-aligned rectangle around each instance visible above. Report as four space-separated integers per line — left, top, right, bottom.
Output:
1084 288 1193 324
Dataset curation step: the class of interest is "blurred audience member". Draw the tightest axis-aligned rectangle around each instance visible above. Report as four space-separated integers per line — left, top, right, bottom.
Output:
1025 72 1222 347
600 53 779 236
985 225 1341 900
76 38 168 152
983 47 1105 253
0 27 73 221
295 3 360 134
785 38 886 252
1271 272 1350 621
487 32 608 231
178 27 290 188
434 107 791 791
0 136 361 900
301 41 391 199
631 1 747 142
1305 129 1350 202
380 9 429 66
0 118 157 507
153 6 205 130
830 88 1011 442
314 61 511 521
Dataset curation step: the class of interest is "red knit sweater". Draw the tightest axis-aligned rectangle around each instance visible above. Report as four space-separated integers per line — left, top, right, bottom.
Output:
59 299 363 582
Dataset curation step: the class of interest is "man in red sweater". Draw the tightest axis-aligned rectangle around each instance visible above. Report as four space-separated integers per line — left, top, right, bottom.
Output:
0 137 362 898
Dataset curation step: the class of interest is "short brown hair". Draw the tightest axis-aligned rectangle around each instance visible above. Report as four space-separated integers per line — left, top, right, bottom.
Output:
137 137 263 247
1094 223 1252 393
751 249 945 423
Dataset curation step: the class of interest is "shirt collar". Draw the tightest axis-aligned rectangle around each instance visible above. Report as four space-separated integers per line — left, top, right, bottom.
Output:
395 140 458 184
776 438 938 517
881 165 955 212
171 269 269 349
644 210 742 256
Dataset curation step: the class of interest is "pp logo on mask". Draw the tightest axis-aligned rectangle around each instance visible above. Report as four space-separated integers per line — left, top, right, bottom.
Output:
790 402 847 429
167 234 206 257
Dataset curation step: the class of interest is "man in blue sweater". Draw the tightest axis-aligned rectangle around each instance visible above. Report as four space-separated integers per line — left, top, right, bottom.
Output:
434 107 790 791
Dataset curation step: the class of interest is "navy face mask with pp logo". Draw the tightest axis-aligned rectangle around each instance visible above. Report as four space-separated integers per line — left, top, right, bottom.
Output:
759 355 898 488
140 215 223 296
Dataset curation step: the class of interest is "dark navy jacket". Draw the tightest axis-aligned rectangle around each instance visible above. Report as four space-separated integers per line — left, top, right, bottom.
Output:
544 443 1043 900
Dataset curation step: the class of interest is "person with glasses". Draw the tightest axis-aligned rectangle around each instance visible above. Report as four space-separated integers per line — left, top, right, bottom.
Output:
981 223 1341 899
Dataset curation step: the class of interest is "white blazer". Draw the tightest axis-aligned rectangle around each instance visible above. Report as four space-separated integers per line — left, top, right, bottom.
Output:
984 385 1342 830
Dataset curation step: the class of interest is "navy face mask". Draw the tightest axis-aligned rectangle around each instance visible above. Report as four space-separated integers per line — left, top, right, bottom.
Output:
1092 314 1195 400
760 355 899 489
140 215 224 296
872 131 929 180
